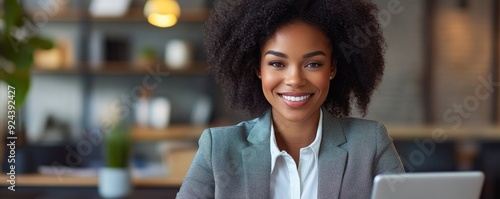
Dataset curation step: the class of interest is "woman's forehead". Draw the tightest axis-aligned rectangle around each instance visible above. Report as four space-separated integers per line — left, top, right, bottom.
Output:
262 21 332 54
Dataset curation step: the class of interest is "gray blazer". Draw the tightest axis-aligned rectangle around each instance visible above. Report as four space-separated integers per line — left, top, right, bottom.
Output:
177 109 404 199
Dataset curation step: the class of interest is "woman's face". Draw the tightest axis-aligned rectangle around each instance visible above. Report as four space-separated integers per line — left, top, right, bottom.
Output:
259 20 336 123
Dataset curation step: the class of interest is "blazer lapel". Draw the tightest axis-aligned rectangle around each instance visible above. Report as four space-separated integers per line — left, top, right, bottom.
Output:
318 110 348 199
242 111 272 199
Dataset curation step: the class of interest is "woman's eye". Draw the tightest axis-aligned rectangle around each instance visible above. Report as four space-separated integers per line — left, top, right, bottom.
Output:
269 61 284 68
306 62 323 68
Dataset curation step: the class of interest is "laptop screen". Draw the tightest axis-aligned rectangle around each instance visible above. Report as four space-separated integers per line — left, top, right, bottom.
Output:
371 171 484 199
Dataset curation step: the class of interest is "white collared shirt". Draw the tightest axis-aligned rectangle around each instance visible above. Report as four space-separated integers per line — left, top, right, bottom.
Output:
270 110 323 199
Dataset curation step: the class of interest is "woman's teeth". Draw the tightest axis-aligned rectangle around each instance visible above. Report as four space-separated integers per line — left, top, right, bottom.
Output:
282 95 311 102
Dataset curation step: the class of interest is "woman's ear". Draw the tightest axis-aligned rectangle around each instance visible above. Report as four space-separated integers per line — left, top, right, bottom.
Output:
255 69 261 79
330 60 337 79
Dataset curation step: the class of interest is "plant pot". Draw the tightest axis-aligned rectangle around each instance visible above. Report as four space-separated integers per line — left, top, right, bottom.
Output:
98 167 131 198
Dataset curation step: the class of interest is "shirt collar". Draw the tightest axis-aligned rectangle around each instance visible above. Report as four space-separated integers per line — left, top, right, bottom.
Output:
270 110 323 173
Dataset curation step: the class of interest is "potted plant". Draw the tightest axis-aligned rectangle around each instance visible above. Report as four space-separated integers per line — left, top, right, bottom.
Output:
98 123 132 198
1 0 53 173
136 46 157 69
0 0 54 107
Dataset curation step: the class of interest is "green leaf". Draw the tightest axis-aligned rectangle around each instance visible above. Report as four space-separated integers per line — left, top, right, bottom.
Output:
0 35 34 69
0 68 31 108
3 0 23 33
28 36 54 50
12 45 34 69
1 0 54 110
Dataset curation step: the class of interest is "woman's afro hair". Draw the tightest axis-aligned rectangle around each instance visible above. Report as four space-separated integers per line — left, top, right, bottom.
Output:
204 0 385 117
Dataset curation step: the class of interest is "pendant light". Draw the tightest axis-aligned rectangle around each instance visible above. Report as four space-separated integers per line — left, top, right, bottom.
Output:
144 0 181 28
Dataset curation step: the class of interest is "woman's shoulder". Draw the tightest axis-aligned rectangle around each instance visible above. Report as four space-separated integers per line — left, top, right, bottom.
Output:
337 117 385 130
199 117 264 144
335 117 390 141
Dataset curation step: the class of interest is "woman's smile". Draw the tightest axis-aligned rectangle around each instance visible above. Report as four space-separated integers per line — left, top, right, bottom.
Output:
278 92 314 108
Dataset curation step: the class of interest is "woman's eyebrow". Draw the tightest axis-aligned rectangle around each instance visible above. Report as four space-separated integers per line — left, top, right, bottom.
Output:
265 50 287 58
264 50 326 58
303 51 326 58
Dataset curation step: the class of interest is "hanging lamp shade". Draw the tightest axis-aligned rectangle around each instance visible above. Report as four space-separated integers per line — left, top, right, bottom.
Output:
144 0 181 28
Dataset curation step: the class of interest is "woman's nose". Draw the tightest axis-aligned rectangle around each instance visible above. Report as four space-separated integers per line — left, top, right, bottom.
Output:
284 65 306 87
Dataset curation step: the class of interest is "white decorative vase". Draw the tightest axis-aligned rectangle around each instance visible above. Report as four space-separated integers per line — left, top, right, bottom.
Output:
165 40 192 70
135 98 150 127
149 97 171 129
98 168 131 198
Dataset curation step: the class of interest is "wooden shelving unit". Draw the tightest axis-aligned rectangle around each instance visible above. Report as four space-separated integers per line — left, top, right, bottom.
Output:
0 170 185 188
3 0 212 190
31 67 81 75
131 124 207 141
88 61 208 76
26 7 210 23
0 125 206 188
2 125 498 188
386 126 500 140
32 62 208 76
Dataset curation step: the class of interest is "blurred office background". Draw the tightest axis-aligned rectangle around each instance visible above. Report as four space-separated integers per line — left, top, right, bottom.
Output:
0 0 499 198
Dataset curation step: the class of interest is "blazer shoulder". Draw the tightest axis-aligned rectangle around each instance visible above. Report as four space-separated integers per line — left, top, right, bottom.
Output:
336 117 389 142
338 117 385 131
201 117 260 142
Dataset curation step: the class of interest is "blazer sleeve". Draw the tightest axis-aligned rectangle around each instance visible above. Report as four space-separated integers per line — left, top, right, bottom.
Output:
373 122 405 175
177 129 215 199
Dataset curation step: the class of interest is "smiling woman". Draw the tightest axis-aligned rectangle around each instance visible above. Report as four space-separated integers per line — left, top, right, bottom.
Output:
259 21 336 167
177 0 405 198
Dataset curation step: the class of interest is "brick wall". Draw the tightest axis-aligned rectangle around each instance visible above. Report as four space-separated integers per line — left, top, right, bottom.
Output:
432 0 493 126
363 0 426 124
364 0 497 126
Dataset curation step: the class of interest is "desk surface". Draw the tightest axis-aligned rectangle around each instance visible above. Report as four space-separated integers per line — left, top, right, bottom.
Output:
0 173 184 187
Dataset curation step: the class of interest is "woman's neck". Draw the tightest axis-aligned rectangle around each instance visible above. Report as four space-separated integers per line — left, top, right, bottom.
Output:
271 109 321 160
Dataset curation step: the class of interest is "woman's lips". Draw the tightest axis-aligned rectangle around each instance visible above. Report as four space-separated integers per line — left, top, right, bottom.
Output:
278 93 313 108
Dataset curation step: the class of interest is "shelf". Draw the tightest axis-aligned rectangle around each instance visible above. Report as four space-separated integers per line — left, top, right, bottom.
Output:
0 172 184 188
387 126 500 140
27 8 210 23
32 61 208 76
1 126 499 188
130 125 500 141
25 8 83 22
89 61 208 76
89 8 210 23
31 67 81 75
0 126 202 188
131 125 207 141
0 145 197 188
